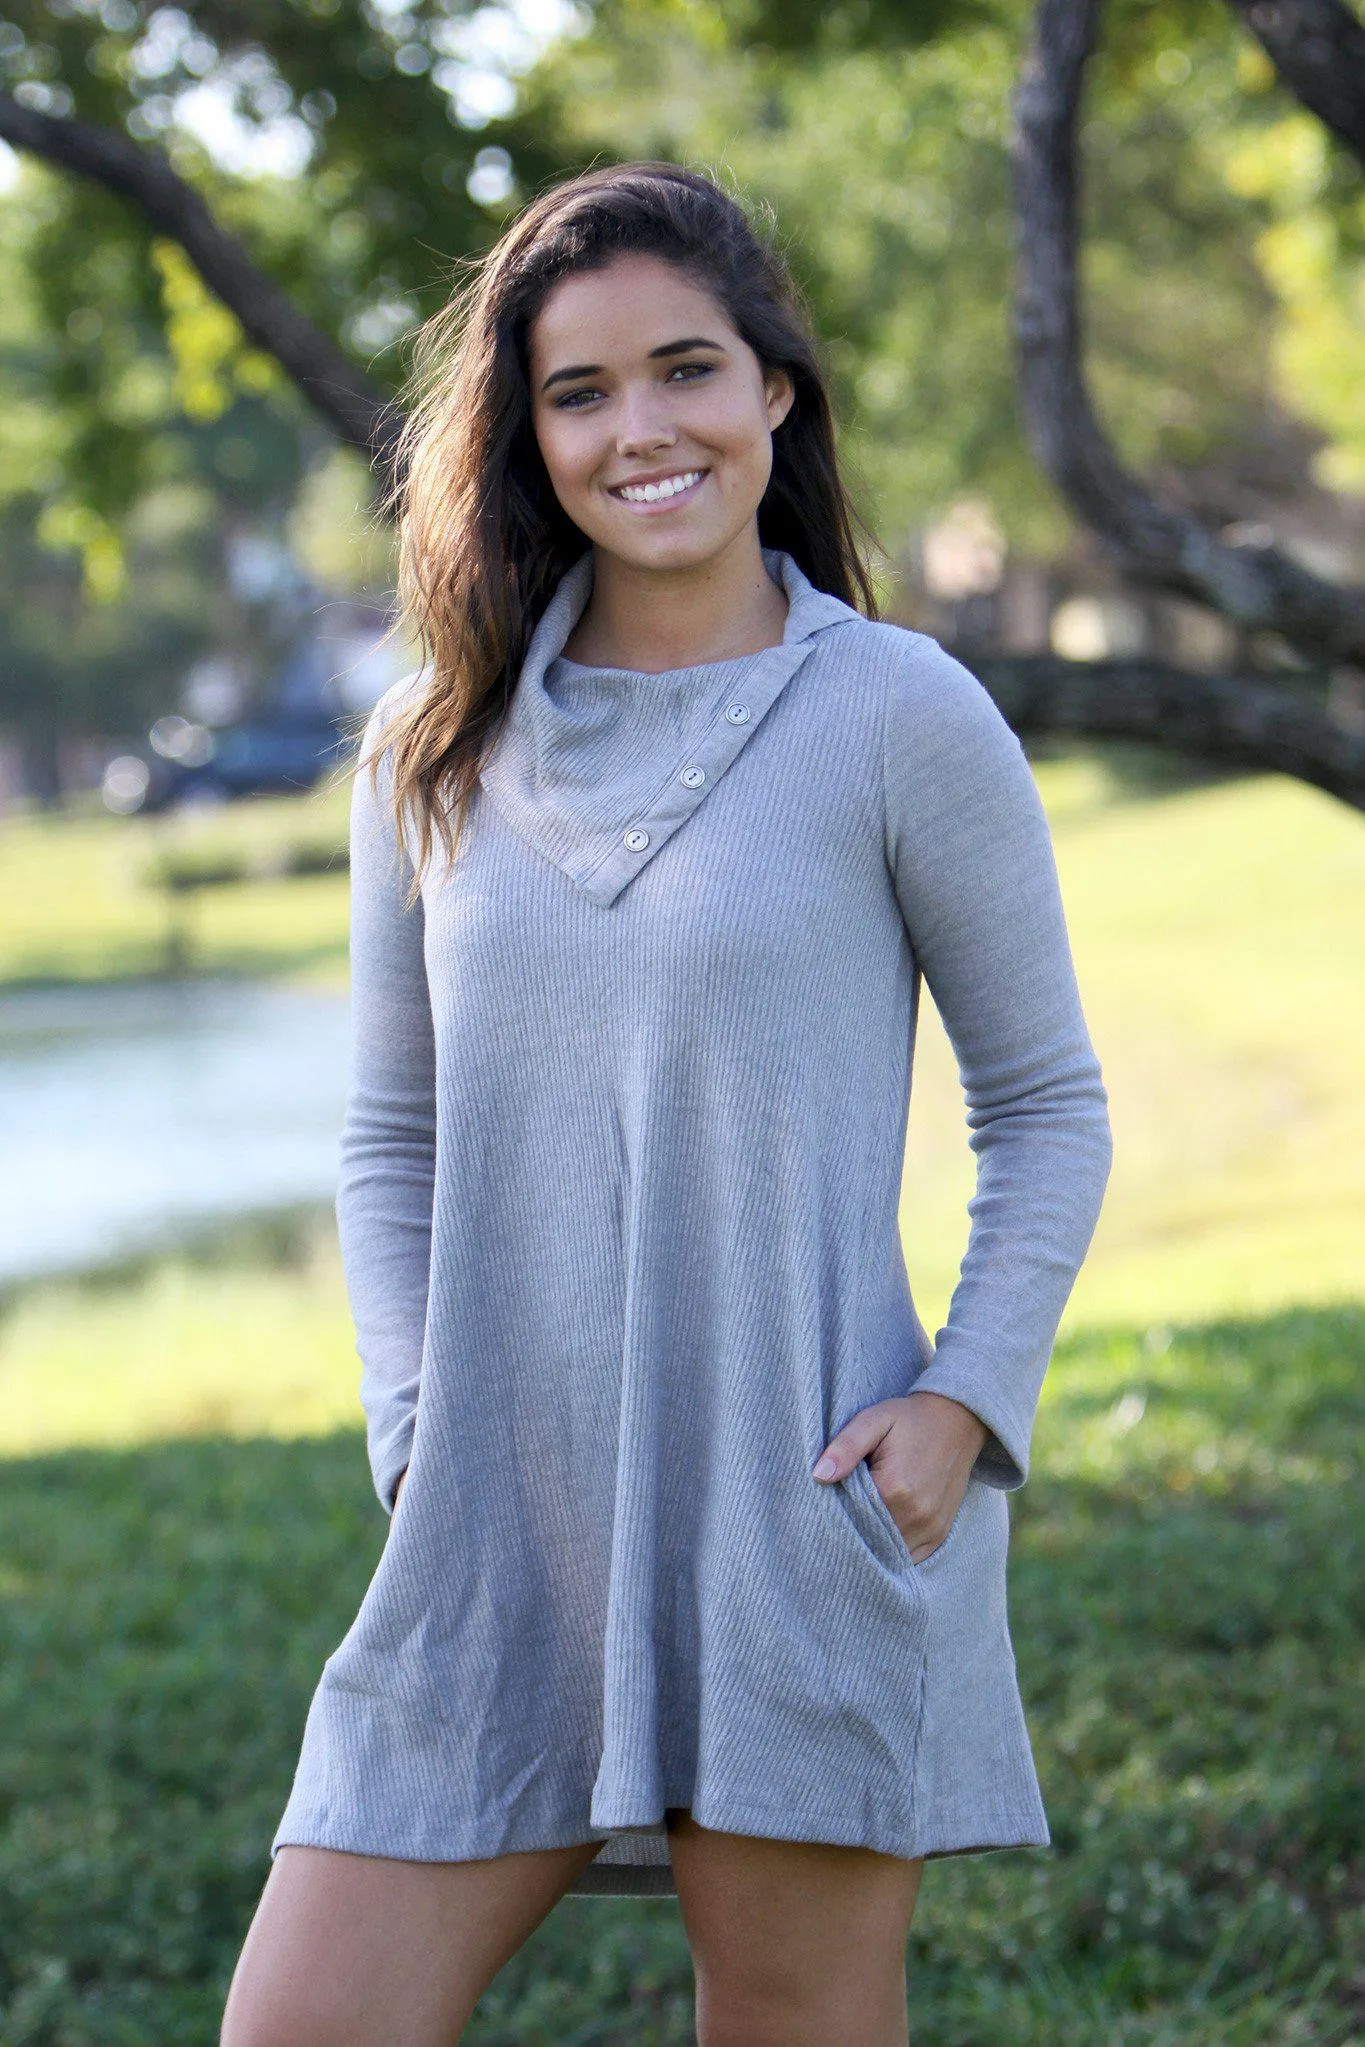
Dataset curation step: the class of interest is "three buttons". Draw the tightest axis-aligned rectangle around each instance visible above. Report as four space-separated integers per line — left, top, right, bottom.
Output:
623 708 750 856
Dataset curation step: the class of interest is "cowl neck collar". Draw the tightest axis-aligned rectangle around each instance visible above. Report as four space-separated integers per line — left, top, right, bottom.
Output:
478 547 859 908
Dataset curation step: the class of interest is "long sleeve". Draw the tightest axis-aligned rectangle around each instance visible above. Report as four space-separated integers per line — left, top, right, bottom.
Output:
883 638 1113 1490
336 688 437 1515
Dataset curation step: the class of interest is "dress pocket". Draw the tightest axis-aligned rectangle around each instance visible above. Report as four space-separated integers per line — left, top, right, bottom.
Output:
846 1458 974 1576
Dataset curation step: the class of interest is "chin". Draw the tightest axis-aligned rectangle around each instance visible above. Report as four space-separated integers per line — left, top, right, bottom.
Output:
595 522 750 576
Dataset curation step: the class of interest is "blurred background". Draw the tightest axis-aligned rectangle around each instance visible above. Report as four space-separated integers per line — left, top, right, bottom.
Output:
0 0 1361 2040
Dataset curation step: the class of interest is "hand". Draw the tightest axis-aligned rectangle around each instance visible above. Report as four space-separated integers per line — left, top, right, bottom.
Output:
812 1391 988 1564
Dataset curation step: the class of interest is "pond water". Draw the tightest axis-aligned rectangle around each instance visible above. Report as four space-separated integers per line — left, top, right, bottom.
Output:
0 977 349 1285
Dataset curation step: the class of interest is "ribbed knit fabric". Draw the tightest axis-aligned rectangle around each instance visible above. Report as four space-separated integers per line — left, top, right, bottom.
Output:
269 547 1113 1897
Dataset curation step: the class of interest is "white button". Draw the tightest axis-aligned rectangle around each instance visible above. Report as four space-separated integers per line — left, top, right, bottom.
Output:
680 765 706 788
623 828 650 851
724 703 751 725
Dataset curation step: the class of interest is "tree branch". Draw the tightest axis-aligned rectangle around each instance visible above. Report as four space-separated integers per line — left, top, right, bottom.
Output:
1009 0 1365 665
0 90 404 487
1227 0 1365 163
972 653 1365 810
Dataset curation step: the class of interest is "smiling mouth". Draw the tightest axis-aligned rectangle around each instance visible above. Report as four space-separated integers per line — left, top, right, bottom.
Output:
608 468 709 508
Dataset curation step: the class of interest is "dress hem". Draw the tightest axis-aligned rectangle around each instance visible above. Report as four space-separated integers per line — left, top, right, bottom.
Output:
270 1797 1051 1889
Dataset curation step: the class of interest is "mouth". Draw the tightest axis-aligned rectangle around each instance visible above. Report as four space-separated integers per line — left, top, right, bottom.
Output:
606 467 709 511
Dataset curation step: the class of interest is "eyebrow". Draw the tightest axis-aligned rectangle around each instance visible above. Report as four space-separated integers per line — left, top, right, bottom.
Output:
540 335 727 393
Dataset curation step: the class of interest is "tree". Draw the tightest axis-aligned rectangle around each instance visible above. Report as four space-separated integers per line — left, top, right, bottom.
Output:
1 0 1362 803
1011 0 1365 663
0 81 399 475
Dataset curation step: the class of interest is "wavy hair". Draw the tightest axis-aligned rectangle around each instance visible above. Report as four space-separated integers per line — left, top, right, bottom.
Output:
362 160 878 901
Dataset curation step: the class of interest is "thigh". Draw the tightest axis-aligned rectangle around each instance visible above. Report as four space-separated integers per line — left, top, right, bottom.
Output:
219 1837 604 2047
666 1811 923 2047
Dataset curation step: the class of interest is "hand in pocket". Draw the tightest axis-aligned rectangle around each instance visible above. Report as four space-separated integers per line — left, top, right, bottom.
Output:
812 1390 987 1563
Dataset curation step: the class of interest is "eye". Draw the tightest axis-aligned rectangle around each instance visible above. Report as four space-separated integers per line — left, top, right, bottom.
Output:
668 361 715 383
553 386 603 410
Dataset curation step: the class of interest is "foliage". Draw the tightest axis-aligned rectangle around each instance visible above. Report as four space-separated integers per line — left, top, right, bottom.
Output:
2 0 1363 561
515 0 1365 567
1214 84 1365 496
0 0 565 542
141 835 348 892
0 1299 1358 2041
0 158 329 750
1 0 1362 756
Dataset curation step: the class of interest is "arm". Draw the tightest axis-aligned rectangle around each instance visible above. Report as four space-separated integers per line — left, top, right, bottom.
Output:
882 636 1113 1491
336 688 437 1516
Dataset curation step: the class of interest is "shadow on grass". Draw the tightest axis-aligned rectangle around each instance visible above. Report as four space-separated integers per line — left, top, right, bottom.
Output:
0 1200 337 1320
0 1303 1359 2044
1030 734 1262 803
0 935 350 999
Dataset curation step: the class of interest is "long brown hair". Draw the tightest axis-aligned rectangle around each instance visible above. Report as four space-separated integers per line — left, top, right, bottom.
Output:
364 160 878 900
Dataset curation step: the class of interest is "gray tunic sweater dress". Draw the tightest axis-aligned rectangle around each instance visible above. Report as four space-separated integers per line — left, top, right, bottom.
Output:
270 546 1113 1897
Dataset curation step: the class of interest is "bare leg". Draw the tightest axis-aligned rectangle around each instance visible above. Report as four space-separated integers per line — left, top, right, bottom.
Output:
219 1837 604 2047
666 1811 923 2047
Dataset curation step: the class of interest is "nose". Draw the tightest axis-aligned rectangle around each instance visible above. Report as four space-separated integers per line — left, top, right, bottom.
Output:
614 381 677 457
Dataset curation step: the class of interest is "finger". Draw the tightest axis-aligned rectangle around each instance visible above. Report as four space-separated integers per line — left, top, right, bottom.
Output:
812 1407 894 1483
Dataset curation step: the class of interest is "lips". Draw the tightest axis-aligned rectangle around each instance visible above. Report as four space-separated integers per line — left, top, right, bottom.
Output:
608 468 708 507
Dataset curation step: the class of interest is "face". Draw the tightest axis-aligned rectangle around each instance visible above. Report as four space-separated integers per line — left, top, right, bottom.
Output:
527 251 795 575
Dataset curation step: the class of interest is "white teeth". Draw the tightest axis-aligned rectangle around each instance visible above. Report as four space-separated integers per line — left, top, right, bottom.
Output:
616 470 703 504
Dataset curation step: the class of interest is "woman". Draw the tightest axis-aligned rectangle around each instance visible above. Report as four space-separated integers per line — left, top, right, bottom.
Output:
222 161 1113 2046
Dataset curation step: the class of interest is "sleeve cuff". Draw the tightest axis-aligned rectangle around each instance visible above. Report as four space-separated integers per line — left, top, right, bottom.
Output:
908 1361 1031 1491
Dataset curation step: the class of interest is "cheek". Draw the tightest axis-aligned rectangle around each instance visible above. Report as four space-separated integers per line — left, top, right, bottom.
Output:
709 413 774 499
533 413 592 496
707 390 775 467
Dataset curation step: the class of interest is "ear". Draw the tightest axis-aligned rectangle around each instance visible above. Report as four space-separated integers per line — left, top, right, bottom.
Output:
765 367 795 432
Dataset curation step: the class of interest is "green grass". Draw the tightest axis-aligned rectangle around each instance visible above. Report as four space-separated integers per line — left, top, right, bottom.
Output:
0 1296 1359 2043
0 1209 359 1458
902 745 1365 1330
0 780 353 992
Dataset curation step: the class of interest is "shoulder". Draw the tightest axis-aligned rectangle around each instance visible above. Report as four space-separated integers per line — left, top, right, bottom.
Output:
818 615 1020 760
351 666 433 775
816 613 988 696
855 626 1043 855
369 666 432 732
871 619 1003 722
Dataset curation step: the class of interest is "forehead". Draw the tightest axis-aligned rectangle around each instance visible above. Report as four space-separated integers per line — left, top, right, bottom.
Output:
527 253 741 371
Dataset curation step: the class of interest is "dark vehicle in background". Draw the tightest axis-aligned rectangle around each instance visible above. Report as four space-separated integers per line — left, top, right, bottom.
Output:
101 632 407 815
106 709 356 815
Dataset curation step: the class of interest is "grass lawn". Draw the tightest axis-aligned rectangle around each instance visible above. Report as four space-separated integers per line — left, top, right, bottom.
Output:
0 742 1361 2039
0 1287 1358 2042
0 778 353 993
903 745 1365 1336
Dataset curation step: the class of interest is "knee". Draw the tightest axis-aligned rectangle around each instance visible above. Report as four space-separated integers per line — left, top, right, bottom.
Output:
696 1995 833 2047
695 1969 906 2047
220 2008 277 2047
219 2003 294 2047
221 2011 352 2047
219 1979 336 2047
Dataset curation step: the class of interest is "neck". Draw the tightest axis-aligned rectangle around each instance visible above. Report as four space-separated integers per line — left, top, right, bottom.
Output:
563 529 788 672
